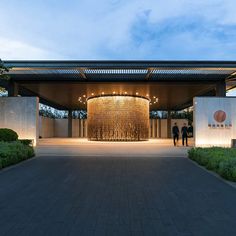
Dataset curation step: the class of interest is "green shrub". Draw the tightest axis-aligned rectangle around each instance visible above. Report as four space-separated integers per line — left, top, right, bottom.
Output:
188 147 236 182
0 128 18 142
0 141 35 169
19 139 33 146
218 159 236 181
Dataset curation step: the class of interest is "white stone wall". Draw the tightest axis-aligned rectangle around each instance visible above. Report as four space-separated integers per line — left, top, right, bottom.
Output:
39 116 54 138
39 117 188 139
0 97 39 145
194 97 236 147
39 117 87 138
54 119 68 137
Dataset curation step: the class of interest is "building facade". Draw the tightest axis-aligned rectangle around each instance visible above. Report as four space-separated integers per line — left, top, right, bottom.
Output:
0 60 236 146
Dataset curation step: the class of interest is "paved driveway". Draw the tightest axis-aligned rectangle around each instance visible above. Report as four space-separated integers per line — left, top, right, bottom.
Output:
1 142 236 235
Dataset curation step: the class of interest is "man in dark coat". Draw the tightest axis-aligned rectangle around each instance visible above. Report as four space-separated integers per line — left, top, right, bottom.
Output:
172 122 179 146
181 123 188 146
188 124 193 137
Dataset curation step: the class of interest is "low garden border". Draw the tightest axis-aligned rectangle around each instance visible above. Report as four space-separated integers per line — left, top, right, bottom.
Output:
0 128 35 169
188 147 236 182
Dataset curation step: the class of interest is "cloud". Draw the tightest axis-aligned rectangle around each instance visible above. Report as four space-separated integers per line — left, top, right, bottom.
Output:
0 37 65 60
0 0 236 59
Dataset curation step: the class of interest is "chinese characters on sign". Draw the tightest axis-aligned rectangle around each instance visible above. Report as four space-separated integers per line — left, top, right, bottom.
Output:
208 110 232 128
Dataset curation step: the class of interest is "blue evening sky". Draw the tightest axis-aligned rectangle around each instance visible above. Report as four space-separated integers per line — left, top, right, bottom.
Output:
1 0 236 61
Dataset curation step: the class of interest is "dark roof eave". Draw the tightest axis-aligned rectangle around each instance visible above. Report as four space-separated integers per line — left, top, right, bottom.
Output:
3 60 236 69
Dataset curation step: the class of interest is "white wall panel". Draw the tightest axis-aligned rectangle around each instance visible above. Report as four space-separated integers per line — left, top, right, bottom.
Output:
194 97 236 147
0 97 39 145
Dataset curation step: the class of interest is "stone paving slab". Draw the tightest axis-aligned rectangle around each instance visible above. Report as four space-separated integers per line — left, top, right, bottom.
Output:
1 145 236 235
36 138 192 157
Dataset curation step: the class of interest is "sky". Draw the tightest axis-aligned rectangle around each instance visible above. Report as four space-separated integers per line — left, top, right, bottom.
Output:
0 0 236 60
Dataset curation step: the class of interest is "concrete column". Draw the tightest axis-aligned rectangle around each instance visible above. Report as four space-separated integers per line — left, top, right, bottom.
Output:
80 119 83 137
83 119 87 137
216 80 226 97
152 119 155 138
68 110 73 138
167 110 172 138
8 81 19 97
149 119 152 138
84 119 87 138
158 119 161 138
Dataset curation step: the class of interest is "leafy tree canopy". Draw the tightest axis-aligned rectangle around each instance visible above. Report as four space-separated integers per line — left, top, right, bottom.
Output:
39 104 87 119
0 59 9 93
0 59 9 79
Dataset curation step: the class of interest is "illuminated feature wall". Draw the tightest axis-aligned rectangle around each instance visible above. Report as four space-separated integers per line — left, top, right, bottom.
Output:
87 95 149 141
0 97 39 146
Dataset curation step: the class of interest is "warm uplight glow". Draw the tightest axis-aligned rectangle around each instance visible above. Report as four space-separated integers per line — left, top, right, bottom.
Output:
87 95 149 141
136 92 139 95
153 96 156 99
83 95 86 97
0 97 39 146
102 92 105 95
91 93 94 96
113 91 116 94
124 91 127 94
146 94 149 97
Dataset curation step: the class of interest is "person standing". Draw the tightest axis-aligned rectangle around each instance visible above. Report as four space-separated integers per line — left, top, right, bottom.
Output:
172 122 179 146
187 124 193 137
181 123 188 146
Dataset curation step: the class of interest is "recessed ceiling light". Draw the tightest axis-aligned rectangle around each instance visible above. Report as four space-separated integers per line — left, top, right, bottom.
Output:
153 96 156 99
83 95 86 97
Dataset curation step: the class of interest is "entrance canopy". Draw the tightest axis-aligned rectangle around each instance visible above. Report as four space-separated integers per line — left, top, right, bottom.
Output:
3 60 236 110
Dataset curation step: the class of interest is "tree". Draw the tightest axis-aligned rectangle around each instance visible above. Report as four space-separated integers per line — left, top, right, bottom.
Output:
39 103 87 119
0 59 9 93
0 59 9 79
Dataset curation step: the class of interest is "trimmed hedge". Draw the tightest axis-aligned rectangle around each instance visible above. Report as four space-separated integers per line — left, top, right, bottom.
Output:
188 147 236 182
19 139 33 146
0 141 35 169
0 128 18 142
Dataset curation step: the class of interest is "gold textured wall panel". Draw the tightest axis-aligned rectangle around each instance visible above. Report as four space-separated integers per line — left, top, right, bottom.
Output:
87 95 149 141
